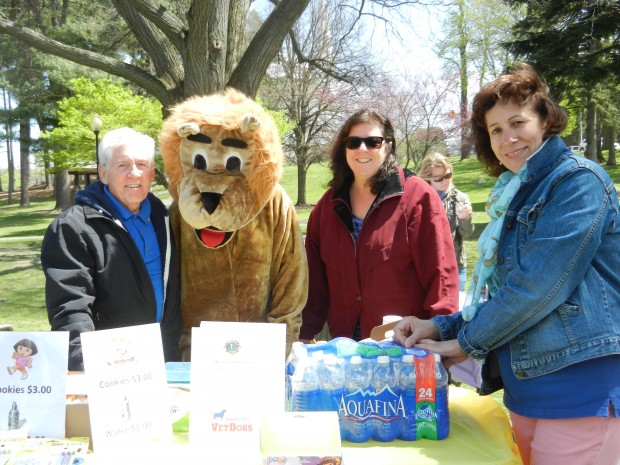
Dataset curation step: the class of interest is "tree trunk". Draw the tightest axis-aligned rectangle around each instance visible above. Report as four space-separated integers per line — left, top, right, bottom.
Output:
53 169 72 211
44 157 52 188
584 91 596 162
3 88 15 204
297 161 307 206
457 0 470 160
7 130 15 205
19 118 31 207
606 125 616 166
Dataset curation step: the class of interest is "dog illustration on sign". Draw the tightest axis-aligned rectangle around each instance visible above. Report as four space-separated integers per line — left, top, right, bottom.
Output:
213 409 226 420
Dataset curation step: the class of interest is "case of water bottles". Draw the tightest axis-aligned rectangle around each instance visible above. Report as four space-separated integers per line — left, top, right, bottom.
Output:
286 337 449 442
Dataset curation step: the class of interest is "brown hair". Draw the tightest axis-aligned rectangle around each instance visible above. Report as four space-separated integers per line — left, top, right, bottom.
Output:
328 109 398 194
417 152 452 181
470 62 567 177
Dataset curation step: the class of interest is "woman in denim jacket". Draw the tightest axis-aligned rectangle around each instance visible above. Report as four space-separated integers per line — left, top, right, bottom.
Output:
393 63 620 465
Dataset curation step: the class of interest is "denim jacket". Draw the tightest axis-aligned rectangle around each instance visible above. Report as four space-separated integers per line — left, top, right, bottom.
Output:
434 136 620 390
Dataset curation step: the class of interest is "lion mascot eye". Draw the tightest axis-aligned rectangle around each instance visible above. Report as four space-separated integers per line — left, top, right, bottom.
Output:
193 154 207 171
225 156 241 173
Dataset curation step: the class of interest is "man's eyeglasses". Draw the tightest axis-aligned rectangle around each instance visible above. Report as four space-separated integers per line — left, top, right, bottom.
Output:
344 136 386 150
430 172 453 182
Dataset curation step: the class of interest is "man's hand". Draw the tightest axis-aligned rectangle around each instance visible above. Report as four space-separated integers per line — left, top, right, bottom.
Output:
392 317 439 348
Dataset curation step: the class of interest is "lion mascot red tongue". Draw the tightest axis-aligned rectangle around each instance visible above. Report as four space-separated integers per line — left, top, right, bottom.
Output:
159 88 308 360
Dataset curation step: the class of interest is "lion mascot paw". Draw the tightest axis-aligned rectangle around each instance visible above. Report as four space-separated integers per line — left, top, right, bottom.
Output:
159 88 308 360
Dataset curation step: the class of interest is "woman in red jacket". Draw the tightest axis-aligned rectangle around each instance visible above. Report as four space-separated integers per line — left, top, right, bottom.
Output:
299 109 459 342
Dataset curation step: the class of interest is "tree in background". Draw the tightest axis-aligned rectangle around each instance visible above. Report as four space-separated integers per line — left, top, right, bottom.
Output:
372 73 460 169
436 0 522 159
1 0 438 207
505 0 620 163
0 0 311 107
40 78 162 209
0 86 16 202
260 0 381 205
0 0 120 204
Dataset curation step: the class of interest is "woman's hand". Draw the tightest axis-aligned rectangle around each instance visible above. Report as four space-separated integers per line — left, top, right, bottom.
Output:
457 202 472 220
415 339 468 368
392 317 439 348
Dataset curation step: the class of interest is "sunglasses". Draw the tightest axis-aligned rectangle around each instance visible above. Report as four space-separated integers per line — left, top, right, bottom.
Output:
430 172 453 182
344 136 386 150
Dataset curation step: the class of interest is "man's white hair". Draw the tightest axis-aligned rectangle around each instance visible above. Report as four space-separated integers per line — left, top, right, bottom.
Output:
98 127 155 168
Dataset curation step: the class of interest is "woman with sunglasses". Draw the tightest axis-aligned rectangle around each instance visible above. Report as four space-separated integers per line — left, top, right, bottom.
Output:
418 153 474 291
393 63 620 465
299 109 459 343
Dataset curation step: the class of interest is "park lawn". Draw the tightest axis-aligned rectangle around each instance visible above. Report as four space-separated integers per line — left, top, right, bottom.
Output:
0 187 63 331
1 155 618 415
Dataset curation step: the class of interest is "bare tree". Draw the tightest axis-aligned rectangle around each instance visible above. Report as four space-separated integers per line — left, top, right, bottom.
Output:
260 0 382 205
373 72 460 170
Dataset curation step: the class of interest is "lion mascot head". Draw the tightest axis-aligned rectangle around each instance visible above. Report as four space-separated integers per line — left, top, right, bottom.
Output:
159 88 307 360
160 88 283 247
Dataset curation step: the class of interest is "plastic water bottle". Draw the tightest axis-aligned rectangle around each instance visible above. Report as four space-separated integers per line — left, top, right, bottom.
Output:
371 355 399 442
317 354 344 411
8 401 19 430
434 353 450 439
291 353 320 412
398 354 417 440
342 355 372 442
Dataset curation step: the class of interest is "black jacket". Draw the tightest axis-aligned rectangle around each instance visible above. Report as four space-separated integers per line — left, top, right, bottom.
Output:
41 181 182 371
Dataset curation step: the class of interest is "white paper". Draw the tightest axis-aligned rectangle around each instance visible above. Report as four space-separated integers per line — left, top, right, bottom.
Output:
0 331 69 439
81 323 171 451
190 321 286 461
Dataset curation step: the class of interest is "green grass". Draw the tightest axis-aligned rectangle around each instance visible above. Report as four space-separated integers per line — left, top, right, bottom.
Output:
0 187 57 331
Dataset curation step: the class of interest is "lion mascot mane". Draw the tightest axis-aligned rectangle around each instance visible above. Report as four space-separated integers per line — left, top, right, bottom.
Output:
159 88 308 359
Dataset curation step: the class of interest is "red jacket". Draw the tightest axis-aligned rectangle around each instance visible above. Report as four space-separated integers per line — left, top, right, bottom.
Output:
300 168 459 340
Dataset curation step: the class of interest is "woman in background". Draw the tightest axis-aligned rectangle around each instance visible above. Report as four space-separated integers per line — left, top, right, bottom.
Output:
299 109 459 343
418 153 474 291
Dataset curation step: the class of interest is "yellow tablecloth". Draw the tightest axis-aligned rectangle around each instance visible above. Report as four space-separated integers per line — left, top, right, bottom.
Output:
82 386 522 464
342 385 522 464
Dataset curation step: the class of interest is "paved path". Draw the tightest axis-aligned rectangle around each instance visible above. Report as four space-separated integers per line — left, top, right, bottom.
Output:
0 236 44 242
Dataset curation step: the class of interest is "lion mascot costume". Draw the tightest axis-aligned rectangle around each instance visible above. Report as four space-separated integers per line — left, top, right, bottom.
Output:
159 88 308 360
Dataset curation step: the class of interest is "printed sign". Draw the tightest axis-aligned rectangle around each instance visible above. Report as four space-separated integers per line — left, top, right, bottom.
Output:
81 323 171 451
190 322 286 462
0 332 69 439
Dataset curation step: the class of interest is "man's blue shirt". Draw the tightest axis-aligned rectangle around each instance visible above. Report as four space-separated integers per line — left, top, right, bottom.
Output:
104 186 163 322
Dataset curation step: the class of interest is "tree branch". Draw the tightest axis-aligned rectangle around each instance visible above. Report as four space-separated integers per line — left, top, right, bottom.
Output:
123 0 187 52
287 31 353 84
0 17 175 106
227 0 311 97
111 0 184 88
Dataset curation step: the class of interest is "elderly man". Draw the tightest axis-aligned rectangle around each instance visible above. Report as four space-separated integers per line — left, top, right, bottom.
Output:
41 127 182 371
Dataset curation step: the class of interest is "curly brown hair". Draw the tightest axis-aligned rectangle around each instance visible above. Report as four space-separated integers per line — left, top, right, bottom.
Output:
470 62 567 177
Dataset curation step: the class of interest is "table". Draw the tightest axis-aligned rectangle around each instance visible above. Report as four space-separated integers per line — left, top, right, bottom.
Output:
68 167 98 188
81 386 522 464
